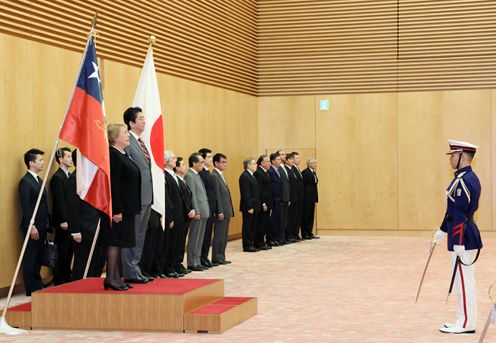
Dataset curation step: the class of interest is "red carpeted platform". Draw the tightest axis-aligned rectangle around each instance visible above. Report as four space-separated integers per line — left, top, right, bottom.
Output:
0 302 32 329
31 277 225 331
184 296 257 333
41 277 219 295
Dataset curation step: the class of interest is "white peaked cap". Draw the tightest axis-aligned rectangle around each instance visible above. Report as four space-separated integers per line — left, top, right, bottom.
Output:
447 139 479 154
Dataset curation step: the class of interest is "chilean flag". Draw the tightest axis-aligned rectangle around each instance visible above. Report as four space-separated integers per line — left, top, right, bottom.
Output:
59 37 112 219
132 44 165 218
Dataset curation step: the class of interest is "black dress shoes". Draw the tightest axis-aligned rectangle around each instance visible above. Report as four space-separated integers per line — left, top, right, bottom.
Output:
259 244 271 250
124 278 149 284
104 280 128 291
166 272 179 278
187 265 204 272
243 246 259 252
210 260 220 266
309 234 320 239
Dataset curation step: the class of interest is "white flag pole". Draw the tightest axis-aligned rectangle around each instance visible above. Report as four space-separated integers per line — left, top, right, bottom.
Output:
0 14 98 335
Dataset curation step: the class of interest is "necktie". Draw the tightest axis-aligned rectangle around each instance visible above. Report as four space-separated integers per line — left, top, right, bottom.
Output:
36 176 41 183
313 171 318 183
137 138 150 162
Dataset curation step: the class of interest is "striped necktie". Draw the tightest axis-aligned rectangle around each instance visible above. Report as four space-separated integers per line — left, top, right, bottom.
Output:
137 137 150 162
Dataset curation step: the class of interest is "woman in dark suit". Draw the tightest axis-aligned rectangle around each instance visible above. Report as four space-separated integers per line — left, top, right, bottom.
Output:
104 123 141 291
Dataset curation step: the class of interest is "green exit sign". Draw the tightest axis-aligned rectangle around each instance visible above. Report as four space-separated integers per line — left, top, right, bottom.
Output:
320 99 329 111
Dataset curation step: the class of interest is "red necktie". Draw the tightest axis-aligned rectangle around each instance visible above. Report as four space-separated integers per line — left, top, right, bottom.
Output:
137 138 150 162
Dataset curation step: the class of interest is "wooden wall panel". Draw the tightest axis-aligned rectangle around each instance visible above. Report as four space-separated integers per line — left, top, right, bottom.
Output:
258 0 496 96
0 33 258 289
397 90 492 231
0 0 257 95
315 93 399 230
258 96 316 152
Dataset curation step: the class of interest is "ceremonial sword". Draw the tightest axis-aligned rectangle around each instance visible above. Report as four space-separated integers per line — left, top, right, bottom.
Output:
415 240 437 303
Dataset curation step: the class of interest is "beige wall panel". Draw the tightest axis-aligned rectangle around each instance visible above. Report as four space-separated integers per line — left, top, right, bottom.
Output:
398 90 492 231
102 59 141 124
316 93 399 230
258 96 316 152
492 90 496 232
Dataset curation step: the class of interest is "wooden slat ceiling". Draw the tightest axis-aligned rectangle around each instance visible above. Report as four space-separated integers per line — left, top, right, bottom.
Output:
0 0 258 95
258 0 496 95
2 0 496 96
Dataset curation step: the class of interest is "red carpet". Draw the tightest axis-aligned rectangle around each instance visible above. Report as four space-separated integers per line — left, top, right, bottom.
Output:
213 297 253 305
39 277 220 295
191 304 236 315
9 302 31 312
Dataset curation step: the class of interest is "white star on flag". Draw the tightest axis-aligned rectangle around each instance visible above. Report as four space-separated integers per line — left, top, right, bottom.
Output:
88 62 101 83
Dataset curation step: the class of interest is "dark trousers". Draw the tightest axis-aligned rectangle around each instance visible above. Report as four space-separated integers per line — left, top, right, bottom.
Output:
54 229 73 285
255 209 270 247
269 199 281 242
161 222 183 274
286 202 298 240
71 234 106 281
201 215 214 262
292 202 302 238
302 202 316 237
280 202 289 242
139 211 163 277
176 220 190 271
242 212 258 249
22 231 46 295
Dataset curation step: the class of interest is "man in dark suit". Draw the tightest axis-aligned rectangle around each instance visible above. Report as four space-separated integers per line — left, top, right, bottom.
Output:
123 107 153 283
68 150 106 281
301 158 320 239
239 158 261 252
174 157 195 275
291 152 305 240
198 148 217 268
161 150 185 278
19 148 50 296
254 155 273 250
276 150 291 244
211 153 234 264
268 153 283 246
284 153 299 243
50 147 73 285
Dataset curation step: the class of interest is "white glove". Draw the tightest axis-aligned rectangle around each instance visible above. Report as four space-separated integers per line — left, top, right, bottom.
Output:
453 245 465 256
434 229 447 243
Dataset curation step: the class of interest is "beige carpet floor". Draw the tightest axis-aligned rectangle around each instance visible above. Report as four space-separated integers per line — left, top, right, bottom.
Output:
1 235 495 342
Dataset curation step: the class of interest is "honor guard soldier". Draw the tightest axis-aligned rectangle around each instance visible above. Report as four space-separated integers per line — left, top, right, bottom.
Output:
434 139 483 334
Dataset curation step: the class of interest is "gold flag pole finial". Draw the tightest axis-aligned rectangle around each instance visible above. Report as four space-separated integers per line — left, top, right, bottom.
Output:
148 35 157 46
89 12 99 40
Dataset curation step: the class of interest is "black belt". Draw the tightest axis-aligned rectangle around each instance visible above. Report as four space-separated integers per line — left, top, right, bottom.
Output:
446 215 474 222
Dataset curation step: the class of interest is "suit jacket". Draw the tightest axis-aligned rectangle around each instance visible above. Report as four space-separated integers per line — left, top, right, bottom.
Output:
177 176 193 219
50 168 70 227
302 168 319 203
19 172 50 233
278 165 291 202
164 170 185 225
211 169 234 218
268 165 283 202
110 147 141 216
67 171 101 241
239 170 261 213
292 165 304 203
185 169 210 219
285 165 299 203
254 166 273 210
125 133 153 207
199 168 217 214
